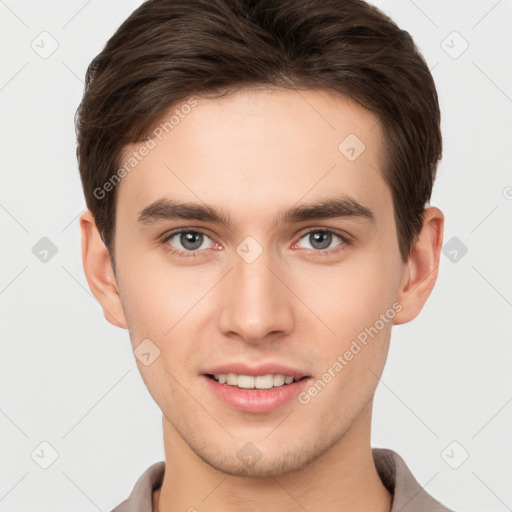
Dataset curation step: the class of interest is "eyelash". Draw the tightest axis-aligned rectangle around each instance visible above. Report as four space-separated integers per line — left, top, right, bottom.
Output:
161 228 351 258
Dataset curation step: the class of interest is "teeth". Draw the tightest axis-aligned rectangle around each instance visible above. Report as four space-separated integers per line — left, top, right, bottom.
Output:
212 373 298 389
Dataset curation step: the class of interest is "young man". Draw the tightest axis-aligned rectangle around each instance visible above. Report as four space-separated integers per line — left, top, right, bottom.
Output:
76 0 453 510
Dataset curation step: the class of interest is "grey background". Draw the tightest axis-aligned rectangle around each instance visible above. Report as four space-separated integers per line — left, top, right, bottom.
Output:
0 0 511 510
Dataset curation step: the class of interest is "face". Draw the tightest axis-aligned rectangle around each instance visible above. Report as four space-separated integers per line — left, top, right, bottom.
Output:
104 88 410 476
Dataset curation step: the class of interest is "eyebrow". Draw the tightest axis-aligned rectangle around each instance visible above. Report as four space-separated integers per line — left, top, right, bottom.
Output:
137 195 375 229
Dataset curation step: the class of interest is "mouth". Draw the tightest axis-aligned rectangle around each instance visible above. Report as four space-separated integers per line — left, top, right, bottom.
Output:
201 372 312 413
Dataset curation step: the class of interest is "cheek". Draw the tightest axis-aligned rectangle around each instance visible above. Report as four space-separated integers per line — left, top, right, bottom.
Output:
116 250 217 344
293 253 397 339
295 260 396 410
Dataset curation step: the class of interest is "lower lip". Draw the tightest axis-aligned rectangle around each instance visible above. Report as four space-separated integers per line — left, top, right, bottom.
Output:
201 375 311 413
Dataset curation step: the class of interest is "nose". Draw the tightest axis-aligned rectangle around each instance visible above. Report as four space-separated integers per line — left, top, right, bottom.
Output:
217 247 295 345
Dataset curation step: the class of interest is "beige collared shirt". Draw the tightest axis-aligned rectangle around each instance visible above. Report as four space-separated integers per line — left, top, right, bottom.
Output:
112 447 455 511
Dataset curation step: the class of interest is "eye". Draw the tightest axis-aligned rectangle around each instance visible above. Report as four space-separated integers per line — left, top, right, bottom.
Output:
295 229 348 253
163 229 218 257
162 227 349 258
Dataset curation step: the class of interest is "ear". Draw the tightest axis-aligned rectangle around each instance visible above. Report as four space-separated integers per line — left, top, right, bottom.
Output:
393 206 444 325
79 209 128 329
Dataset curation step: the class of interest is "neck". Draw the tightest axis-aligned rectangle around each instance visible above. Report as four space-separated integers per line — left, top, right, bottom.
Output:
154 402 392 512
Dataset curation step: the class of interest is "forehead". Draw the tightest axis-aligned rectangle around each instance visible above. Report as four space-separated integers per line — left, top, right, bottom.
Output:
116 87 391 229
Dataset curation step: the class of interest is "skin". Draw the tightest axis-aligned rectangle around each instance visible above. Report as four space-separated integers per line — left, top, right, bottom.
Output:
80 87 443 512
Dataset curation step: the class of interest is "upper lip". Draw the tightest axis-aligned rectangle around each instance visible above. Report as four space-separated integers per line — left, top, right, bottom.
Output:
202 362 310 380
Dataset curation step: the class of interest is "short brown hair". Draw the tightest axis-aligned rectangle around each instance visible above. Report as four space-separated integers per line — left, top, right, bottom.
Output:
75 0 442 264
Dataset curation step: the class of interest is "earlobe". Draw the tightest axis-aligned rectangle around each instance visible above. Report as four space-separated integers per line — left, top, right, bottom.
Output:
79 210 128 329
393 206 444 325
